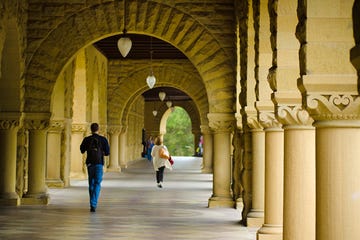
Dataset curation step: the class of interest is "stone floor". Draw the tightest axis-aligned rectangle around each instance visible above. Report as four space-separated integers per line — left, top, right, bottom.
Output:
0 157 258 240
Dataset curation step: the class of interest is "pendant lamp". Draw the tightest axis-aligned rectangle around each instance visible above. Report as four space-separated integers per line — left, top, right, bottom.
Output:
117 0 132 57
159 91 166 101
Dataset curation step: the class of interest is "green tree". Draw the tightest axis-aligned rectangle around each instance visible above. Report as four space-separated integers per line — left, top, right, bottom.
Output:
164 107 194 156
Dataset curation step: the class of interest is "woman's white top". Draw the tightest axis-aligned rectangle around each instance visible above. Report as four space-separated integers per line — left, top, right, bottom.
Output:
151 144 172 171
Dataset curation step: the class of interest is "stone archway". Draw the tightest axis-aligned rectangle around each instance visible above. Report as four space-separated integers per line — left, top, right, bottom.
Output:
108 60 208 126
25 1 235 114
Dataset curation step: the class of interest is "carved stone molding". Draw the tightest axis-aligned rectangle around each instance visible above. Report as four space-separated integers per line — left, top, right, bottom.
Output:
277 105 313 126
22 112 51 131
207 113 235 133
306 94 360 121
108 125 122 135
0 119 21 130
71 123 87 133
200 125 212 135
259 112 282 129
247 115 263 130
0 112 22 130
48 120 65 132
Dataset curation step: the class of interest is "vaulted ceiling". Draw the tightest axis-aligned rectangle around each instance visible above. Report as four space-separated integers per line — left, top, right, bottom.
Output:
93 34 191 102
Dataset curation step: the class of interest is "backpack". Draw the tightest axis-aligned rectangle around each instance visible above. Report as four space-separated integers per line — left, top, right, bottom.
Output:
86 136 103 165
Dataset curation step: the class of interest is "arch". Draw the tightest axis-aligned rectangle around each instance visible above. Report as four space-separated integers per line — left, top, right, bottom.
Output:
110 62 208 127
25 1 235 114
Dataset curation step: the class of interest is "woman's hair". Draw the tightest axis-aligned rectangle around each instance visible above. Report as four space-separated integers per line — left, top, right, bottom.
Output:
154 136 163 145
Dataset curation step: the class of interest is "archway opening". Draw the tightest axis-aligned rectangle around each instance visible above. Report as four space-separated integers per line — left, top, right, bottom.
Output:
163 106 194 156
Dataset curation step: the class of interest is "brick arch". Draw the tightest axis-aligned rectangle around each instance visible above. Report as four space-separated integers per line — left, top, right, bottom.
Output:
114 64 208 126
25 1 234 114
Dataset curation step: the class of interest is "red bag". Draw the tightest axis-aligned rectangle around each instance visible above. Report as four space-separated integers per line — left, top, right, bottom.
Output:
168 156 174 165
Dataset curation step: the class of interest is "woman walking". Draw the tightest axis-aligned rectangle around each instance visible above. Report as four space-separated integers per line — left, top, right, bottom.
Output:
151 136 172 188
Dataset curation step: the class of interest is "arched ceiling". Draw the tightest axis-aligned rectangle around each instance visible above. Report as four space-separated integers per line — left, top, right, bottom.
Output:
94 34 191 103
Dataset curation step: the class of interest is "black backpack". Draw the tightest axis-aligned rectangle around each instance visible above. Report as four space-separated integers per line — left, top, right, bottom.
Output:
86 136 103 165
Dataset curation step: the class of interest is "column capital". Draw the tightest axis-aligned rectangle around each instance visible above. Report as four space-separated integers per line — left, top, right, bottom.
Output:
48 120 65 132
23 112 51 130
277 105 313 126
259 112 282 129
247 115 263 130
108 125 122 135
200 125 212 134
207 113 235 133
0 112 22 130
71 123 87 133
306 94 360 121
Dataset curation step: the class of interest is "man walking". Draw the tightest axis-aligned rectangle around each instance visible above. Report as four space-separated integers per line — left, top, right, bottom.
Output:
80 123 110 212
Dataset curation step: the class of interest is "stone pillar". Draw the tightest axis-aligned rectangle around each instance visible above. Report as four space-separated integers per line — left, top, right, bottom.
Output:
46 120 64 188
200 125 213 173
108 125 121 172
257 113 283 240
22 114 50 205
0 114 21 206
315 119 360 240
119 125 127 169
247 118 265 227
277 106 315 240
208 113 235 208
232 126 243 209
70 123 87 179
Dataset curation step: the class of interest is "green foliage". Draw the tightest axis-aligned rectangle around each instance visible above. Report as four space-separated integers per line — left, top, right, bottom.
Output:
164 107 194 156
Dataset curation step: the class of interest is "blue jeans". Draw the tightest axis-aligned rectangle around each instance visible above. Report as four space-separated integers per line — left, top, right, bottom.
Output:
87 164 103 208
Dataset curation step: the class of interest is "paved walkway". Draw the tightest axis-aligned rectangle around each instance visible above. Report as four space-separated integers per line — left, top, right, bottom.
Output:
0 157 257 240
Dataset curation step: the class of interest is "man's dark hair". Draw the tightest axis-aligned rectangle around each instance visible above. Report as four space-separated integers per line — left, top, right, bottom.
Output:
90 123 99 133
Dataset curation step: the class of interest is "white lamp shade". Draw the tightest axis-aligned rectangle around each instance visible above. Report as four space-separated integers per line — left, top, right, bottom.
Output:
117 37 132 57
152 110 158 116
146 75 156 89
159 92 166 101
166 101 172 108
170 106 175 112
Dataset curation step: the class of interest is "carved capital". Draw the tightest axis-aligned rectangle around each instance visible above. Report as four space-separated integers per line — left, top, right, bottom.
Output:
207 113 235 133
0 119 21 130
306 94 360 121
108 125 122 135
259 112 282 129
71 123 87 133
48 120 65 132
247 115 262 130
200 125 212 135
23 112 51 130
277 105 313 126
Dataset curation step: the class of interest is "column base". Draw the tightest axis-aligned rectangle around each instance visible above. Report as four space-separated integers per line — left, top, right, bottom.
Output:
46 179 64 188
247 210 264 227
257 224 283 240
201 167 213 173
0 192 20 206
21 193 50 205
208 195 235 208
107 166 121 172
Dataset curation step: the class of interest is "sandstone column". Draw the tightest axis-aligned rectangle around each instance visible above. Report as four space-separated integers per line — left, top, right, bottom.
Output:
200 125 213 173
277 106 315 240
70 123 87 179
46 120 64 187
119 125 127 169
0 113 21 205
257 113 283 240
208 113 235 208
22 113 50 205
107 125 121 172
247 118 265 227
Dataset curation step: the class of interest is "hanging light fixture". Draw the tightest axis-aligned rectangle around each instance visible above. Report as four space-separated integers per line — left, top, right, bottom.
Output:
152 110 158 116
146 37 156 88
117 0 132 57
159 91 166 101
166 100 172 108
